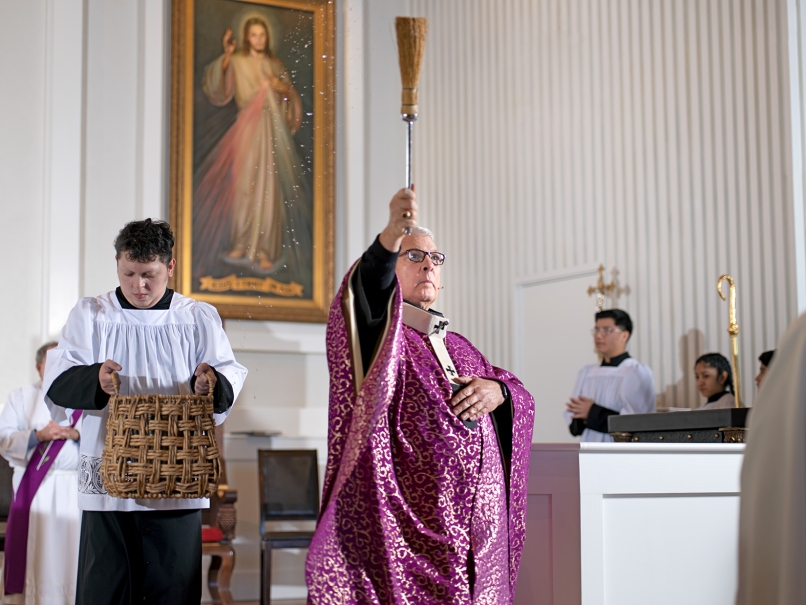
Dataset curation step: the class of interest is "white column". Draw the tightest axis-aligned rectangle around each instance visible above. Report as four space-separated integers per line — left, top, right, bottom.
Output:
42 0 86 339
137 0 169 221
342 0 367 267
788 0 806 314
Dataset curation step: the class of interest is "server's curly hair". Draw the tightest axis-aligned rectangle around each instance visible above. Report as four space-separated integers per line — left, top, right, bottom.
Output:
114 218 174 265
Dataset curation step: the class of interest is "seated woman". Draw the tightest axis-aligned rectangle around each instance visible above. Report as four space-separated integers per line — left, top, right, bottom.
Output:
694 353 736 409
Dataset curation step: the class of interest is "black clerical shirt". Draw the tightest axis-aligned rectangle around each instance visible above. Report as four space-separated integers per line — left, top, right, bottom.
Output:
569 352 631 436
600 351 631 367
47 287 234 413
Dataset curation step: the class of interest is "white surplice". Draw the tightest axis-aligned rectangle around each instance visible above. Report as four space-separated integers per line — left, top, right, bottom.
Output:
564 358 656 442
696 391 736 410
41 291 247 513
737 313 806 605
0 382 81 605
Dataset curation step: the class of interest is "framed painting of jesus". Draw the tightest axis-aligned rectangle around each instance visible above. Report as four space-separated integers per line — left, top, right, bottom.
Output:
170 0 334 322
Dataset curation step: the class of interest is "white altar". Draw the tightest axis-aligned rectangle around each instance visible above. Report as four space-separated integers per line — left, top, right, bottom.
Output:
515 442 745 605
580 442 744 604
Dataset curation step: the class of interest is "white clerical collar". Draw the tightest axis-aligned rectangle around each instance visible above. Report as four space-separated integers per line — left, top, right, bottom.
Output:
402 301 450 340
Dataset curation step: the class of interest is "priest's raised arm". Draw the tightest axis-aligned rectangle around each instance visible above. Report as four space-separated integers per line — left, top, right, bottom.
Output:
305 188 535 605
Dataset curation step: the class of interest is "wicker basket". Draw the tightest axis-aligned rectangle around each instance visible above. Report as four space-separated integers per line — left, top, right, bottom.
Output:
101 371 220 499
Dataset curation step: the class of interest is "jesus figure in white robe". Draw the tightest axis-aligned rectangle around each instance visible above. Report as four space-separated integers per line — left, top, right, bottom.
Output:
194 16 307 274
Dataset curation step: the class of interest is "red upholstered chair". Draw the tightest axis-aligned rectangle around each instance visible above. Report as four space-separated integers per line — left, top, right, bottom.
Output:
202 425 237 605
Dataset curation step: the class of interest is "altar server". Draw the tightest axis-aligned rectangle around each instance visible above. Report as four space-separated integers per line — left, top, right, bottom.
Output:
737 315 806 604
564 309 656 441
42 219 247 605
693 353 735 410
0 342 81 605
755 349 775 390
305 188 535 604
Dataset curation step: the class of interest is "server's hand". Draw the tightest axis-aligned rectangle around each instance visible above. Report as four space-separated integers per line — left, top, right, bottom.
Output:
194 363 218 396
450 376 505 422
36 420 70 443
98 360 122 396
566 396 594 419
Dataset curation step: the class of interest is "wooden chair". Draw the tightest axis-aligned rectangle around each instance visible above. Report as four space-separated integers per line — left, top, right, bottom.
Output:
0 460 12 551
258 449 319 605
201 425 238 605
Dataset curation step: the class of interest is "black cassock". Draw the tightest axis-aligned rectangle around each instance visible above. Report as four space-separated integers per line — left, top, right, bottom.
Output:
76 509 202 605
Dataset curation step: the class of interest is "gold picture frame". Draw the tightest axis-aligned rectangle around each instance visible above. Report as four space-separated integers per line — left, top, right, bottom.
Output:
170 0 334 322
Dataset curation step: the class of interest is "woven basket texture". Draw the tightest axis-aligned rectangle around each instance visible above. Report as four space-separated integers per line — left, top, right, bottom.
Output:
101 394 220 499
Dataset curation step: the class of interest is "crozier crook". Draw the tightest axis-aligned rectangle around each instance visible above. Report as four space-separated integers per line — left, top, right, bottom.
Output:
717 275 742 408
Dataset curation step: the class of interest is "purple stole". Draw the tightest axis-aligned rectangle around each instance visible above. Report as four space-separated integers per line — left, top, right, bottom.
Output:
4 409 82 595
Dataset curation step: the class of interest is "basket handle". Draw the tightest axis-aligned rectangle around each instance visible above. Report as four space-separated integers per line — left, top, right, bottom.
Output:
108 369 215 397
110 370 121 396
203 369 217 395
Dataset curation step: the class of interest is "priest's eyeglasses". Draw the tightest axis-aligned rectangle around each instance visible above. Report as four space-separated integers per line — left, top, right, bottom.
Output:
591 327 624 335
400 249 446 266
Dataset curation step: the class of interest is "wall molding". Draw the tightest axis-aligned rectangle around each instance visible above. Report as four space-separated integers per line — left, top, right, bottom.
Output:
41 0 87 340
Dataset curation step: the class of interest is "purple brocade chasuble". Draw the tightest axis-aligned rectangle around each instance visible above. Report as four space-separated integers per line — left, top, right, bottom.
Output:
306 269 535 605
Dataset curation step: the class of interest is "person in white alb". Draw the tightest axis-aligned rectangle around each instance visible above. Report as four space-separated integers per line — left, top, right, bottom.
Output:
41 219 248 605
0 342 81 604
564 309 656 442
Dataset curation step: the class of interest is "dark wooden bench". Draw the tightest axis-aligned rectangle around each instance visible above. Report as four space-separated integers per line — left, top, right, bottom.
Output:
0 460 13 552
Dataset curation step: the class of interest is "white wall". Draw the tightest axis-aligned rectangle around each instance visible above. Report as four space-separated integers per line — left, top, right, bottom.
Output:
0 0 166 392
406 0 801 418
0 0 49 389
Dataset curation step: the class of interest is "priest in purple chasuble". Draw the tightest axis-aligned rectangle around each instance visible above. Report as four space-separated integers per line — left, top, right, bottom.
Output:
306 188 535 605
